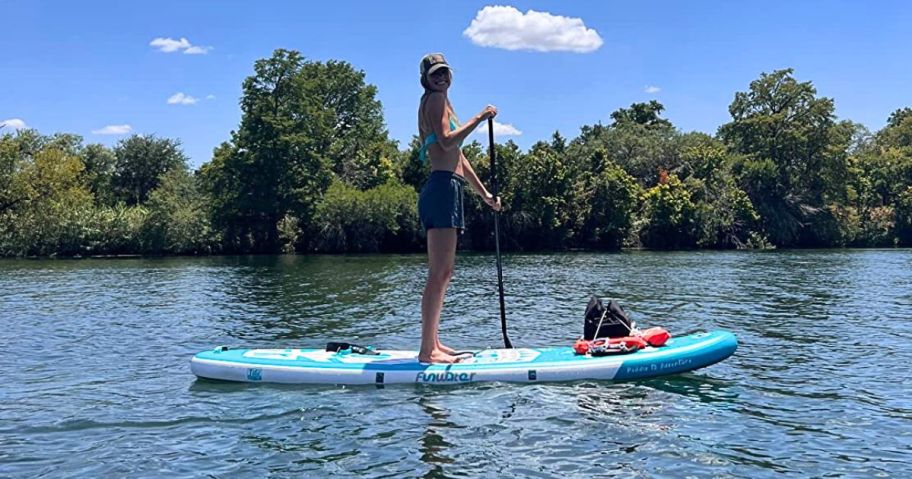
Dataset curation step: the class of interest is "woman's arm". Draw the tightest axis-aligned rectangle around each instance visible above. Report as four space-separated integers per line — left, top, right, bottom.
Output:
425 93 495 151
460 154 489 197
460 154 502 211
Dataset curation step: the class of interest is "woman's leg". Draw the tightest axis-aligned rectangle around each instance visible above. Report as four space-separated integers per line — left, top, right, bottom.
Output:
419 227 459 363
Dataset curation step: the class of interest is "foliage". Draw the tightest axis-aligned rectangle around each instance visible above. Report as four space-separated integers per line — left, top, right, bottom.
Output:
895 187 912 245
574 150 641 249
0 134 93 256
200 49 394 253
143 168 215 254
312 179 420 253
679 144 763 248
80 143 117 206
112 134 189 205
719 69 857 246
638 174 699 249
3 60 912 256
507 141 575 249
610 100 673 129
574 107 680 185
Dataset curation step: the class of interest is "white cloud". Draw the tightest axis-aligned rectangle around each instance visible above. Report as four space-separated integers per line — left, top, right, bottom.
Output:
0 118 28 130
645 85 661 94
92 124 132 135
474 120 523 138
183 45 213 55
205 94 216 100
464 6 603 53
150 37 190 52
150 37 211 54
167 92 199 105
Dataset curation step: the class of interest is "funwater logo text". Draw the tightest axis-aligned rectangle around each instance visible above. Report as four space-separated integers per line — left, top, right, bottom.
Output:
415 371 476 383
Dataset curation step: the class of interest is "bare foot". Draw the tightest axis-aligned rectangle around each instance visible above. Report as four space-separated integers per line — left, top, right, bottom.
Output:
437 342 456 355
418 349 461 364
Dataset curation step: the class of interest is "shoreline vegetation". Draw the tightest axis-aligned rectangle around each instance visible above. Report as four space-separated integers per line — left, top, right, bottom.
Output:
2 49 911 258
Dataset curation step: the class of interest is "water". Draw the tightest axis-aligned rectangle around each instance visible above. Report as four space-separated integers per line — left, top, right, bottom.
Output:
1 250 910 478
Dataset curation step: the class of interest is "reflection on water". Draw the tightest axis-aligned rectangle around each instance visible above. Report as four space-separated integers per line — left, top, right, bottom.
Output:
418 395 456 478
1 250 911 477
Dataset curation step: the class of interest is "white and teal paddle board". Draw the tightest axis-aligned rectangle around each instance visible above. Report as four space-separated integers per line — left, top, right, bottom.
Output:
190 330 737 385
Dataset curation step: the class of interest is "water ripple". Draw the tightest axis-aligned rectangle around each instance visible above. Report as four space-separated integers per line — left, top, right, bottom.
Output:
1 250 911 477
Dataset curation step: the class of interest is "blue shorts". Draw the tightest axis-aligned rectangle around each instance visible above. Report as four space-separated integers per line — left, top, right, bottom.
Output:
418 171 466 231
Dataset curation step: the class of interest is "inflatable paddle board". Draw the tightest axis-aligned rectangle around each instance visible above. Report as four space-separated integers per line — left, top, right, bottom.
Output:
190 330 737 385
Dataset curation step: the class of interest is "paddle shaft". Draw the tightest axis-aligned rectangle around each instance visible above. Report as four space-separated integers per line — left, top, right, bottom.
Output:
488 117 513 349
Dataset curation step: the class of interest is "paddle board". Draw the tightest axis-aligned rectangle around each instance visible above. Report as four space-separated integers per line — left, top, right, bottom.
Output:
190 330 737 385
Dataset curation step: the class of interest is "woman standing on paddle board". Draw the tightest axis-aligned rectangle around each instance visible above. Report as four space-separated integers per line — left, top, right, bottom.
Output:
416 53 501 364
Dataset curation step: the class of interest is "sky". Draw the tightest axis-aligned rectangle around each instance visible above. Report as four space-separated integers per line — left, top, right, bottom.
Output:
2 1 911 168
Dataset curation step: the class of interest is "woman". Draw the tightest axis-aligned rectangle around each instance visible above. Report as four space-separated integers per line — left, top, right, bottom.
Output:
416 53 501 364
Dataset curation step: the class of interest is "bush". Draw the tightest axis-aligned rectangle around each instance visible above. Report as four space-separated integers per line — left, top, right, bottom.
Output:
312 180 420 253
142 169 215 254
638 174 699 249
895 186 912 245
577 156 641 249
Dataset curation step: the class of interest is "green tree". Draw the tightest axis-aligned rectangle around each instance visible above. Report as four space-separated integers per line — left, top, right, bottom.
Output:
80 143 116 205
677 143 763 248
720 69 853 246
638 174 699 249
880 107 912 147
305 60 396 190
573 104 679 186
399 135 428 192
312 179 420 253
0 142 93 256
895 187 912 245
143 168 214 254
610 100 673 129
575 149 641 249
508 141 574 249
112 134 189 205
202 49 392 252
851 107 912 245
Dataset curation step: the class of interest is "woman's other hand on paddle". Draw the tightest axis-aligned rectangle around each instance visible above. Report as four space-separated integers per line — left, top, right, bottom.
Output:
484 193 502 212
478 104 497 121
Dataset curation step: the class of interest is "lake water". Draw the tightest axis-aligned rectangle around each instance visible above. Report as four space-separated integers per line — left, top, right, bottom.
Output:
1 250 910 477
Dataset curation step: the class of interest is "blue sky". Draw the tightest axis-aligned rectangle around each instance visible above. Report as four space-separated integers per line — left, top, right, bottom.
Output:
2 1 911 168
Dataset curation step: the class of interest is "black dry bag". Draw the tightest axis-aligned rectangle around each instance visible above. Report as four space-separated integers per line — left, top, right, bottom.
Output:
583 296 635 340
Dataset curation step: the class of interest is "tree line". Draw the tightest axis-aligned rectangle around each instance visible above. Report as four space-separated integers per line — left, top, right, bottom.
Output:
2 49 910 257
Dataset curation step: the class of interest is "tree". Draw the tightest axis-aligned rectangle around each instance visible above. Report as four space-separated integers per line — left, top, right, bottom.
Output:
112 134 188 205
575 149 641 249
639 174 699 249
573 104 680 186
610 100 673 129
202 50 330 252
508 141 574 249
719 69 852 246
0 136 93 256
311 179 420 253
895 187 912 245
399 135 428 192
201 49 397 252
143 168 214 254
80 143 116 205
304 60 396 190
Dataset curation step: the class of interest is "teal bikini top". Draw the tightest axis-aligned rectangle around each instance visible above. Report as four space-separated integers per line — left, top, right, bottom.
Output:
419 116 461 163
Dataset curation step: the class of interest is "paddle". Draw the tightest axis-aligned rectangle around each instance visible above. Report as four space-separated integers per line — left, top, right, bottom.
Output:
488 117 513 349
